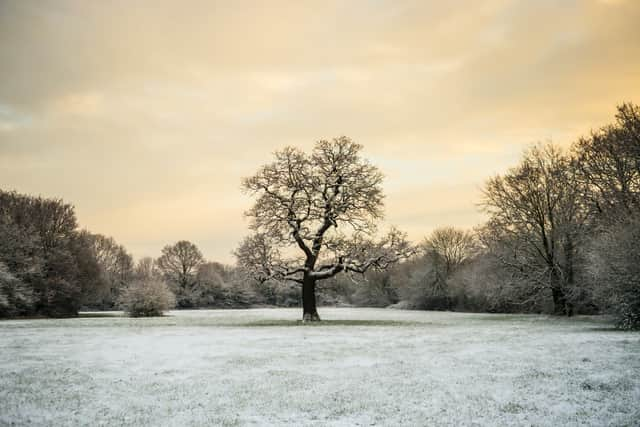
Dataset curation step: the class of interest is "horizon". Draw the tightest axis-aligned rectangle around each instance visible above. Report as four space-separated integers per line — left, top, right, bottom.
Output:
2 0 640 263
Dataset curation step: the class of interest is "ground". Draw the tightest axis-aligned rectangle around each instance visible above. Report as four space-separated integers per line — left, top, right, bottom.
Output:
1 308 639 426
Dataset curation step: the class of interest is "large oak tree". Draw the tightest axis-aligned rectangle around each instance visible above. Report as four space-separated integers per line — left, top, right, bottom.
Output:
238 137 413 321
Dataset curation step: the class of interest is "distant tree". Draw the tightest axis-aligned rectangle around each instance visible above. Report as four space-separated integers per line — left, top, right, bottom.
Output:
134 257 162 281
239 137 413 321
447 251 522 313
69 233 104 309
393 251 450 310
118 278 175 317
349 269 398 307
222 268 259 307
82 232 133 307
234 233 281 285
424 227 476 275
156 240 205 307
481 144 589 315
193 262 227 307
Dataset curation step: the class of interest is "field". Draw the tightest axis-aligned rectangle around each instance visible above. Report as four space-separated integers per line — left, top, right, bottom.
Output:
1 308 639 426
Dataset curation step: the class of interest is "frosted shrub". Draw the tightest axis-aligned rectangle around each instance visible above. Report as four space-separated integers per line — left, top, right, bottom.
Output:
119 278 175 317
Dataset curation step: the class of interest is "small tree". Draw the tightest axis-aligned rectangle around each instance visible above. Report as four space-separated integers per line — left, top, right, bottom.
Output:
119 278 175 317
238 137 413 321
156 240 204 307
423 227 476 276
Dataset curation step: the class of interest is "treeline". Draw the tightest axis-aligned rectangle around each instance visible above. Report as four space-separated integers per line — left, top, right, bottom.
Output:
0 191 97 317
330 103 640 329
0 192 292 317
1 103 638 327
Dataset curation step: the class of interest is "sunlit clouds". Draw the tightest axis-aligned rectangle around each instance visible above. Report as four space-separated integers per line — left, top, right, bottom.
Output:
1 0 639 261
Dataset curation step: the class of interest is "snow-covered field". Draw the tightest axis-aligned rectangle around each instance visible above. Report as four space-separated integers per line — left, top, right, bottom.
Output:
1 308 639 426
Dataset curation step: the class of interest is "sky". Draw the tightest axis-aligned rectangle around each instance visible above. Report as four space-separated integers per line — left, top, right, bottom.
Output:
1 0 639 263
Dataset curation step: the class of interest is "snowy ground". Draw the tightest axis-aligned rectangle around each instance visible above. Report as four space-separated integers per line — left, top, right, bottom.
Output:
1 308 639 426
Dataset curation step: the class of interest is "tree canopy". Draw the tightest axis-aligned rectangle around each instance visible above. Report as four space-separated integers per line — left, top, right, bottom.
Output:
238 137 413 320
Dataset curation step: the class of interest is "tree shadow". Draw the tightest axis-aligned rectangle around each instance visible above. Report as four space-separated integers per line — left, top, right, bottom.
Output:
237 319 420 327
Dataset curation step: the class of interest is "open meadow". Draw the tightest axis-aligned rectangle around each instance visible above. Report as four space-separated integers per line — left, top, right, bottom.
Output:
1 308 639 426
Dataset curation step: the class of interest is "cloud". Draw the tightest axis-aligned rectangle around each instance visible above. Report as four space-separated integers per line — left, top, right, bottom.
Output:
1 0 639 262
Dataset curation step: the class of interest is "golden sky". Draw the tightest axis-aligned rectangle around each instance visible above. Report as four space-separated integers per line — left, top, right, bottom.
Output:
1 0 639 262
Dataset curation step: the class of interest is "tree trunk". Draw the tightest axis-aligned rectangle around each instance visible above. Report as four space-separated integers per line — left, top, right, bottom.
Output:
550 264 572 316
551 286 572 316
302 275 320 321
563 238 575 317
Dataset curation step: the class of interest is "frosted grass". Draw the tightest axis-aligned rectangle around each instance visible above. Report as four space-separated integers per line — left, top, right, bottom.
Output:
1 308 638 426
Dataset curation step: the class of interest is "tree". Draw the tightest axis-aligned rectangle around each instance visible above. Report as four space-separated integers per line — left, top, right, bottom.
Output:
574 103 640 220
423 227 476 276
573 103 640 328
81 232 133 308
193 262 227 307
0 190 87 316
156 240 205 307
134 257 162 281
481 144 589 315
69 232 104 310
234 233 281 285
239 137 413 321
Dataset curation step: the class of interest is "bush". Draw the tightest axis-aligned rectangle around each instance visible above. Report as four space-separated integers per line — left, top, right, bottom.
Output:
119 279 175 317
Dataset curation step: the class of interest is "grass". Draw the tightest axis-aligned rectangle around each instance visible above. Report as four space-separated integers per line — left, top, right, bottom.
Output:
1 307 639 426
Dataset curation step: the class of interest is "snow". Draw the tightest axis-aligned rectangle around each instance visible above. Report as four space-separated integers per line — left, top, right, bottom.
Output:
1 308 639 426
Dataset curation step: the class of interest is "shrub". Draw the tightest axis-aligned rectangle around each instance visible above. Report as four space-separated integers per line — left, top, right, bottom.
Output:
118 278 175 317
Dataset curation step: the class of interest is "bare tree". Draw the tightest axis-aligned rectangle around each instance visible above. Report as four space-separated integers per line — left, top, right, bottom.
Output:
239 137 414 321
156 240 205 307
481 143 589 315
423 227 476 275
234 233 281 285
406 228 476 312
